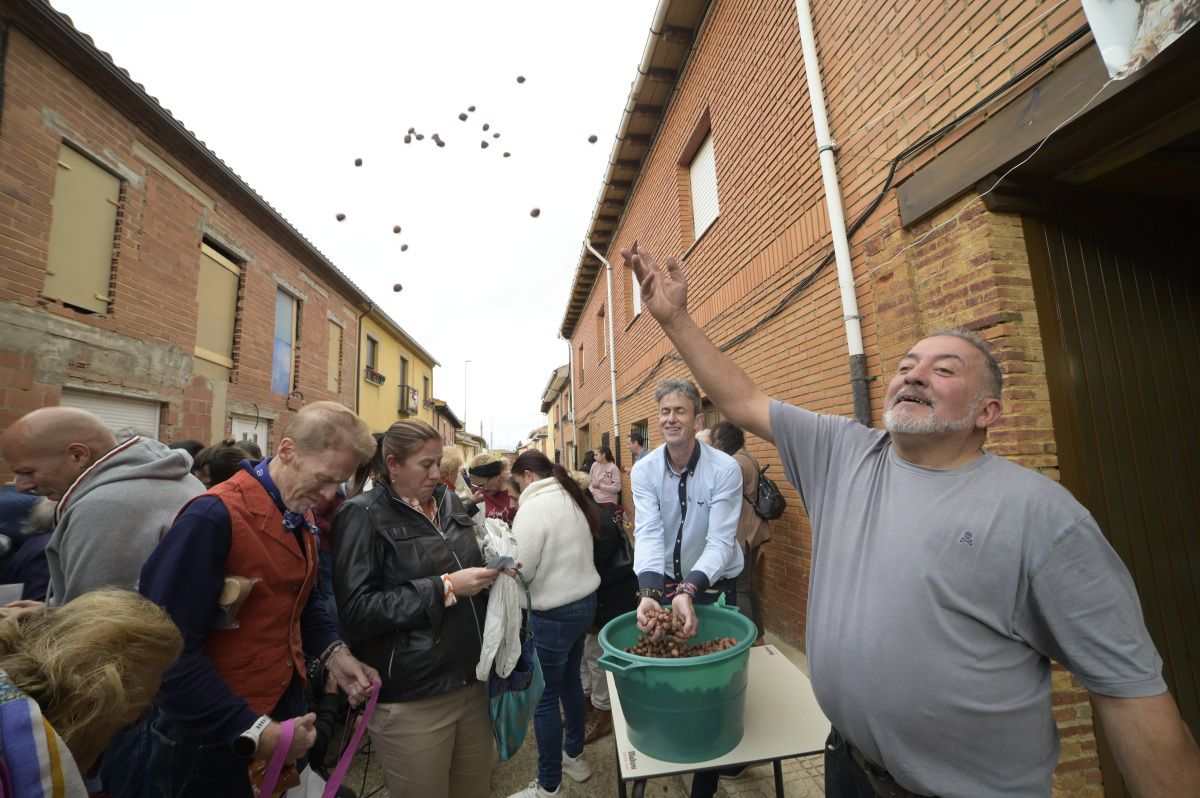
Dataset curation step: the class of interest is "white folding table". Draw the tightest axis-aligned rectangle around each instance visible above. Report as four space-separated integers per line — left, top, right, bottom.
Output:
606 644 830 798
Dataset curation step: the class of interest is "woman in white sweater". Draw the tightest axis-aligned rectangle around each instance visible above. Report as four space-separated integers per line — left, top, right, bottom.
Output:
507 450 601 798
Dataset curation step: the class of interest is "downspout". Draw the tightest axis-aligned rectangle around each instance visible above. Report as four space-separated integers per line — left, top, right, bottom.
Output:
793 0 871 426
353 303 372 415
586 240 622 468
567 340 579 470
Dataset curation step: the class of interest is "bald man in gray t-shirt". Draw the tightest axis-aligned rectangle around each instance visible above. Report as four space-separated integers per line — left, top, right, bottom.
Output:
771 401 1162 796
620 242 1200 797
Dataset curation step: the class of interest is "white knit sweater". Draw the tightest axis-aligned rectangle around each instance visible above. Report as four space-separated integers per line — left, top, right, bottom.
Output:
514 477 601 611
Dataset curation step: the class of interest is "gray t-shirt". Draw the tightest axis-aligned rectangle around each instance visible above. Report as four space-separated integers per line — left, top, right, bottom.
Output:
770 401 1164 797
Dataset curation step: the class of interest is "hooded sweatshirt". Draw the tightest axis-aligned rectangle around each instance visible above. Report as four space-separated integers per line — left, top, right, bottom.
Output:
47 436 204 605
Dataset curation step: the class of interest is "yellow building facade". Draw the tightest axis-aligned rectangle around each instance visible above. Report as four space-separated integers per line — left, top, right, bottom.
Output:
357 311 438 433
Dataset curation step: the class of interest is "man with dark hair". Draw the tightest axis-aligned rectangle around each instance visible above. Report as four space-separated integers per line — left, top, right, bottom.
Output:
623 244 1200 797
629 431 646 462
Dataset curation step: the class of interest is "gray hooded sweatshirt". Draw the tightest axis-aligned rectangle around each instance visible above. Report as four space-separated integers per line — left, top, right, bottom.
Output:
47 436 205 605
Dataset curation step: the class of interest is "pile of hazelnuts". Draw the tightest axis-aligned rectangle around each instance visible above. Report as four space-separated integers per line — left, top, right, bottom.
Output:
625 607 739 658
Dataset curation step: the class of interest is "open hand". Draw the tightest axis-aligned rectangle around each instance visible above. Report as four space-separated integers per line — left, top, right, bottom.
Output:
620 242 688 328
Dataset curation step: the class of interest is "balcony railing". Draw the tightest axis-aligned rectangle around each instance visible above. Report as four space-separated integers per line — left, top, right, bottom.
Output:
364 366 386 386
398 384 419 415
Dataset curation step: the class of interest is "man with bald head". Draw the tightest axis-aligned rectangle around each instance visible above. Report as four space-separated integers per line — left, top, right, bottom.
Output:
0 406 203 605
623 244 1200 798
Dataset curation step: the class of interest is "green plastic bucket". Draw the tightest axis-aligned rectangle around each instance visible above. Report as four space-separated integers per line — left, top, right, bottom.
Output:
597 598 755 763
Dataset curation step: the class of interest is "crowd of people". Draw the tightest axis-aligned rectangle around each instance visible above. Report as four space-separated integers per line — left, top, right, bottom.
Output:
0 243 1195 798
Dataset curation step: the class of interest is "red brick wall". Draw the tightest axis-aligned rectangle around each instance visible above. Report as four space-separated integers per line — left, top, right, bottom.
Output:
0 27 363 467
567 1 1101 792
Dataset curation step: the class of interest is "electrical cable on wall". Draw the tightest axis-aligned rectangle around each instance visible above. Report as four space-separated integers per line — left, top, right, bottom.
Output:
573 24 1092 425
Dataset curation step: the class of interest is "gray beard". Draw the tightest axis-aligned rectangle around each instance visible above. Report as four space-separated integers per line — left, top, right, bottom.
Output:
884 396 982 435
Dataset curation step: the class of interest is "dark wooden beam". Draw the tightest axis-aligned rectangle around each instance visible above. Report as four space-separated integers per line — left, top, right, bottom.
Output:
897 47 1122 226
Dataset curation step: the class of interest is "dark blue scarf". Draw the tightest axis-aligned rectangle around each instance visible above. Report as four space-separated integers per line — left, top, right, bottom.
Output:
246 458 319 535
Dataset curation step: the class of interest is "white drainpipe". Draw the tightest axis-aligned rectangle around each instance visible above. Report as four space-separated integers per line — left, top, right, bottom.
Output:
586 239 622 466
793 0 871 425
567 339 578 469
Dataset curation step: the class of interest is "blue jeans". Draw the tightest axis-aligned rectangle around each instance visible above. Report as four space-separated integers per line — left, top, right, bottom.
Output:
530 592 597 791
137 676 307 797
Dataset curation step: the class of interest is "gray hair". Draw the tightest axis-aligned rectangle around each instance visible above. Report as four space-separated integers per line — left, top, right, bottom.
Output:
928 327 1003 399
655 379 702 414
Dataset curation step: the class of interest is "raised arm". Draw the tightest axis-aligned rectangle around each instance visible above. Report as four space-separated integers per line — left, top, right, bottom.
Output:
622 244 773 443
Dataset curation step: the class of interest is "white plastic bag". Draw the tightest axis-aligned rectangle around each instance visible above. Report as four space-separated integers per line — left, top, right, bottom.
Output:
476 519 522 680
284 767 326 798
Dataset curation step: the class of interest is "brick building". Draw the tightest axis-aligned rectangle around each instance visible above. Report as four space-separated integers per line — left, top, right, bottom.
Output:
0 0 433 468
539 363 574 466
560 0 1199 793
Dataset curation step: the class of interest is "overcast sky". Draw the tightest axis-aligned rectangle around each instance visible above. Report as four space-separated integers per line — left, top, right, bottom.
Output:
52 0 655 448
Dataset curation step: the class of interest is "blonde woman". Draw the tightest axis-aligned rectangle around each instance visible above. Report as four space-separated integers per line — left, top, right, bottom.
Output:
468 453 516 525
0 590 182 795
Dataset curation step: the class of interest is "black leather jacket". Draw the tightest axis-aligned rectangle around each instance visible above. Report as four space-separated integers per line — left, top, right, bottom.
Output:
332 482 486 703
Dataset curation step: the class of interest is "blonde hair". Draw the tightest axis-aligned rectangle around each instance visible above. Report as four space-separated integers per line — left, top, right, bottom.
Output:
0 590 182 744
570 470 591 490
284 401 375 461
470 453 500 469
439 446 463 482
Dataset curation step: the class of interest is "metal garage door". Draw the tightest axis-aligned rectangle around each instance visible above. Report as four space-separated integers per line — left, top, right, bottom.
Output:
60 389 161 441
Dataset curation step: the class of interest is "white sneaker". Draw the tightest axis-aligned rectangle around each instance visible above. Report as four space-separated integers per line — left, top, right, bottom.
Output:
562 749 592 783
508 780 560 798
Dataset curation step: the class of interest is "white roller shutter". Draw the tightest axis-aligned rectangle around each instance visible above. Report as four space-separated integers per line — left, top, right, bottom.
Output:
60 389 161 441
689 133 720 239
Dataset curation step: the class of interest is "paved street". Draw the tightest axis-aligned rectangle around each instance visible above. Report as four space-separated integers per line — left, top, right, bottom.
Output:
344 633 825 797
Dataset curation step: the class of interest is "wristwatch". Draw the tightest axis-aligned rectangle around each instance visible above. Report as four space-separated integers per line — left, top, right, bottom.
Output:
233 715 272 757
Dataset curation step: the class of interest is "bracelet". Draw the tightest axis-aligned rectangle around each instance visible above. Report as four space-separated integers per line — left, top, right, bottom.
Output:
441 574 458 607
319 640 346 668
637 587 663 602
675 582 698 600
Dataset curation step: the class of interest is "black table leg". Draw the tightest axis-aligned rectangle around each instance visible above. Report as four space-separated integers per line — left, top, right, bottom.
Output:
632 779 647 798
774 758 784 798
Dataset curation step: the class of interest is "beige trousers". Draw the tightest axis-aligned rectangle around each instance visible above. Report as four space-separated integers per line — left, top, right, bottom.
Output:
367 682 493 798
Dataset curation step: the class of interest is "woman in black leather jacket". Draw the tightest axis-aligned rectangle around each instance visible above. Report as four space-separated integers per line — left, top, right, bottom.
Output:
332 420 499 798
